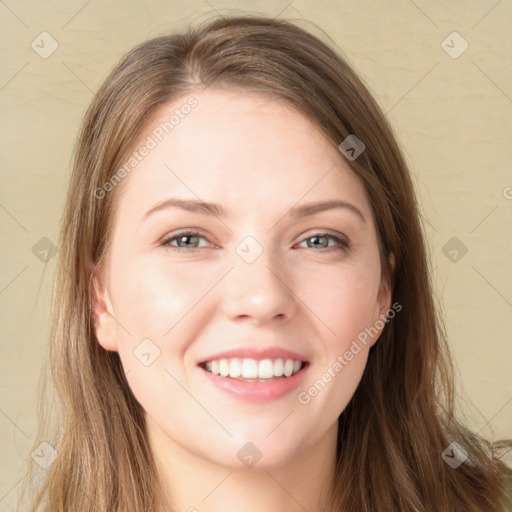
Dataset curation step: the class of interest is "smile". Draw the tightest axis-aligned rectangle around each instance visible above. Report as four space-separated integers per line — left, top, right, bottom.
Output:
202 358 304 381
198 354 309 403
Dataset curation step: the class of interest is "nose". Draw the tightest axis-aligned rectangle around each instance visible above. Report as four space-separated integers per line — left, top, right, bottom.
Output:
221 248 297 325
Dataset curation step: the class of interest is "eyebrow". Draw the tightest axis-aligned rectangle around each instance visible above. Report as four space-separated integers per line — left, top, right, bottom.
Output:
142 198 366 223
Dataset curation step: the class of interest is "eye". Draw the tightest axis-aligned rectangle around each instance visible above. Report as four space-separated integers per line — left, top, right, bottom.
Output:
160 230 211 252
160 230 350 253
296 231 350 252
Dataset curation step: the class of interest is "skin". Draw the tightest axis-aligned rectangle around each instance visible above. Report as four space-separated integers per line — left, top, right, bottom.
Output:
92 89 392 512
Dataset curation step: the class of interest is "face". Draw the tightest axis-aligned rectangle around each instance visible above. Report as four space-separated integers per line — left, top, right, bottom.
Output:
92 88 392 470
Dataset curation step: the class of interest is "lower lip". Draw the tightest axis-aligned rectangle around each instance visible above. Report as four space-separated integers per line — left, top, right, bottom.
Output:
200 365 308 403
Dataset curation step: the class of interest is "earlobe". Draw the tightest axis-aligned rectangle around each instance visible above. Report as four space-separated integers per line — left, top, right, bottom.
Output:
90 264 118 352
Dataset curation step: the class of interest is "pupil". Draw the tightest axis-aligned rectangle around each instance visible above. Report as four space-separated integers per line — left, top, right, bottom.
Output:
180 235 195 247
311 236 325 248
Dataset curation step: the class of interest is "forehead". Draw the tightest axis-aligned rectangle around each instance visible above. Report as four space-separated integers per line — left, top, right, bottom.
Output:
113 88 373 224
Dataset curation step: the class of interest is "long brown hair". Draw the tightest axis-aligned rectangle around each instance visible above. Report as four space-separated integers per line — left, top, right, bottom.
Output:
20 14 511 512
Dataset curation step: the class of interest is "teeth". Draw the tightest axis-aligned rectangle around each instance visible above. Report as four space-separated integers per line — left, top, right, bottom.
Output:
274 358 284 376
258 359 274 379
219 359 230 377
283 359 294 377
229 359 241 378
241 359 258 378
203 358 303 379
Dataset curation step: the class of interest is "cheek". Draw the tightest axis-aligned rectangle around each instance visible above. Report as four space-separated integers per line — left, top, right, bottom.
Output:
295 260 381 411
108 257 209 417
111 256 214 341
297 258 381 348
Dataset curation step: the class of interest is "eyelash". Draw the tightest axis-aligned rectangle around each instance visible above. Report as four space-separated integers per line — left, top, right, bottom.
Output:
160 230 350 253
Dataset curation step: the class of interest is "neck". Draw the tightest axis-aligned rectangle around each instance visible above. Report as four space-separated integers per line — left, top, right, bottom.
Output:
148 418 338 512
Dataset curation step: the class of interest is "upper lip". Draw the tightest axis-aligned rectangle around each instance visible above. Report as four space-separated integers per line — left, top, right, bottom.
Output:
198 347 309 365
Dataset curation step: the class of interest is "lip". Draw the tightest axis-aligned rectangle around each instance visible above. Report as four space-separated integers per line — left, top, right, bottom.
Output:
197 347 309 365
199 362 309 403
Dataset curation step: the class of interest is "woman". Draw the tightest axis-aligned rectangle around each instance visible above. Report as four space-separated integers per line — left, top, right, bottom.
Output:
21 14 511 512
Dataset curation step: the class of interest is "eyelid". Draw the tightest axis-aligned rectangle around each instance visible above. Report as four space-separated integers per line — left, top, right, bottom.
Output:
297 229 349 244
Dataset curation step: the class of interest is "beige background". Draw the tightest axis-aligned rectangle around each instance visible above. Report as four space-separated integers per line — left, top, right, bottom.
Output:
1 0 511 508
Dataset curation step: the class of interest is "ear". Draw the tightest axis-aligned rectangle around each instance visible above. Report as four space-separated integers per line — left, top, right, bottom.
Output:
377 252 395 316
370 252 395 347
90 262 118 352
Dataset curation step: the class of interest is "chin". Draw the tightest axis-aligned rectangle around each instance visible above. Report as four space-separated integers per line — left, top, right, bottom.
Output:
197 433 311 472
